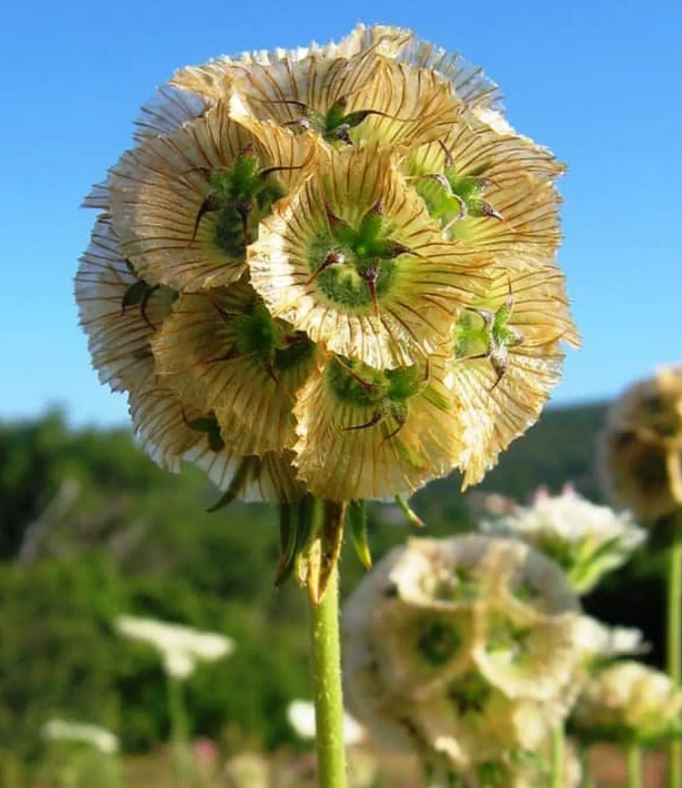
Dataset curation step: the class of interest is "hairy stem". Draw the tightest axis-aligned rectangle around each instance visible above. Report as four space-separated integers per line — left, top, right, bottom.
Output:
167 674 193 787
308 524 347 788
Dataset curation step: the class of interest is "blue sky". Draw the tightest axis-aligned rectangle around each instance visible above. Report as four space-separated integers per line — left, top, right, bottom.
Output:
1 0 680 426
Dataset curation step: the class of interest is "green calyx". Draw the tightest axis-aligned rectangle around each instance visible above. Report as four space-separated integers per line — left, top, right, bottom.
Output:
448 672 491 717
233 304 280 357
233 304 315 374
417 619 462 666
307 206 411 311
327 357 426 409
476 761 514 787
444 163 491 214
454 297 522 361
414 159 499 238
293 98 379 145
200 151 285 257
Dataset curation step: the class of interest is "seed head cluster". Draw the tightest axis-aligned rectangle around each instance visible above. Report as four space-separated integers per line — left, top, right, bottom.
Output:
601 365 682 524
76 25 578 504
342 535 590 785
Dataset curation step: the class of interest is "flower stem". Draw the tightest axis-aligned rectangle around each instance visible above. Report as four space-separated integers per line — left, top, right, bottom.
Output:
579 746 595 788
627 743 643 788
167 674 193 787
307 529 347 788
550 724 564 788
667 530 682 788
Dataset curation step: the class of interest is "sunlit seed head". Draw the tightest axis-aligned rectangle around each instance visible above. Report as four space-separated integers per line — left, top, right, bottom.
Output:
79 23 577 517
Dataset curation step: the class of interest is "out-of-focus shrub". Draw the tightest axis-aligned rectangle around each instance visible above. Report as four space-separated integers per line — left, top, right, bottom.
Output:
0 551 311 773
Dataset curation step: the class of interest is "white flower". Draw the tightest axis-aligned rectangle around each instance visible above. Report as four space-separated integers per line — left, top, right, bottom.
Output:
287 700 365 745
115 615 234 679
481 485 645 593
42 719 119 754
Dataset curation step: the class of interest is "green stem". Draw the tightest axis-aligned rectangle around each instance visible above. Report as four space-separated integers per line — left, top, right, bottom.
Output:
167 674 193 787
550 724 564 788
579 746 595 788
308 556 347 788
627 743 643 788
668 532 682 788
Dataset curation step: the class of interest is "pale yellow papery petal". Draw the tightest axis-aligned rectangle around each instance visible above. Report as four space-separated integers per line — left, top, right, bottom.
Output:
83 88 208 213
292 356 464 501
333 23 502 111
404 117 564 265
109 102 317 291
82 180 110 210
227 47 388 125
249 145 491 369
416 691 554 774
170 25 408 108
573 661 682 742
474 612 586 706
152 281 319 455
451 266 579 488
170 44 317 103
128 382 303 502
74 216 174 393
133 85 208 142
390 31 501 111
386 537 582 706
343 58 462 149
175 35 468 151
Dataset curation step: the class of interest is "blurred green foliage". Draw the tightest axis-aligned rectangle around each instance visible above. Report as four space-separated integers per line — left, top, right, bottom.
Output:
0 404 666 781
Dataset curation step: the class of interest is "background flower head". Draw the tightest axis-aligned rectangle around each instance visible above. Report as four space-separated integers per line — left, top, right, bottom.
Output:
600 365 682 524
342 535 590 778
481 485 645 593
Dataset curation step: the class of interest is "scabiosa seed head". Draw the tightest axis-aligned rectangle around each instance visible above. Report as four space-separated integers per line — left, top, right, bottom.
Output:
600 366 682 525
77 24 578 593
342 536 590 778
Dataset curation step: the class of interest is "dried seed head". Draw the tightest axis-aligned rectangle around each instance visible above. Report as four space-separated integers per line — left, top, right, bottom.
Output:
600 366 682 524
343 536 590 776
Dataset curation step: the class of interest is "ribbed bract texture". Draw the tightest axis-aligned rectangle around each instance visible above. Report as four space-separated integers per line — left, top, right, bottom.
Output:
76 24 578 503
